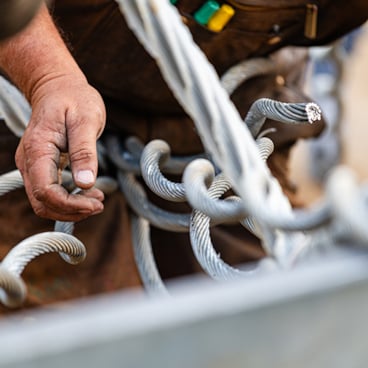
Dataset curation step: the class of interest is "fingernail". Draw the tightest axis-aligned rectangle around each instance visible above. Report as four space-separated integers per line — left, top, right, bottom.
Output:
75 170 94 185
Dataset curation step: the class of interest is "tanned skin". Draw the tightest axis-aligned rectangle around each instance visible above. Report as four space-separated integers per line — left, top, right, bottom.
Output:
0 4 106 221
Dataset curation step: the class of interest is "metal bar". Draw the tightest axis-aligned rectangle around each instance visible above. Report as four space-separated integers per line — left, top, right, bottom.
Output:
0 250 367 367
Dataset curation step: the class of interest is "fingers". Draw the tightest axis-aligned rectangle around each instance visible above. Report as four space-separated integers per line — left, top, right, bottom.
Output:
67 90 106 190
14 78 107 222
16 141 105 222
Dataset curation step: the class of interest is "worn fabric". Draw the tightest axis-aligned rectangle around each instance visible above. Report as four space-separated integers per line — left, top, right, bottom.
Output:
0 0 367 312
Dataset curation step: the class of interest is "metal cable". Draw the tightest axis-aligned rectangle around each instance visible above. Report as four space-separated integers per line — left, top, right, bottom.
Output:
128 135 210 175
0 232 86 307
189 178 259 280
183 160 246 223
118 0 313 237
1 232 86 275
220 58 277 95
105 134 141 174
118 171 190 232
140 137 275 222
0 76 30 137
0 0 364 303
183 137 274 223
0 266 26 308
245 98 322 137
140 140 186 202
0 170 24 194
131 214 168 295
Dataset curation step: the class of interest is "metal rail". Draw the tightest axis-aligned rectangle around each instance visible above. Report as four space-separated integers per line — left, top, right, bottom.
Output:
0 251 367 368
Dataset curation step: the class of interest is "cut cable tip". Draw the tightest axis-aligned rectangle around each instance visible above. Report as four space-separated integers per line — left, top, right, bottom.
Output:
305 102 322 124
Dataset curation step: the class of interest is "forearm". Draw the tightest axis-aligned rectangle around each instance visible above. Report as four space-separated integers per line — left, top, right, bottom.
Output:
0 3 86 104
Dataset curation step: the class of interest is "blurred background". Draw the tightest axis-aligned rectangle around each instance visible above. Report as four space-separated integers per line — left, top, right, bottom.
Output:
290 23 368 204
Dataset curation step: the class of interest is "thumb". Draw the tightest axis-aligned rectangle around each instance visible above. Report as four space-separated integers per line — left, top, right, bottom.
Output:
68 124 99 190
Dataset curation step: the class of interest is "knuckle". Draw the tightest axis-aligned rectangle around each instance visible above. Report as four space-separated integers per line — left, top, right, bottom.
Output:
69 146 94 163
18 136 45 158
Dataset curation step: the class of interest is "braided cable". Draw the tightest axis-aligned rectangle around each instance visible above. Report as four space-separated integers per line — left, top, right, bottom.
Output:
0 266 26 308
220 58 277 95
1 232 86 275
245 98 322 137
183 160 245 222
105 134 141 174
118 0 315 236
0 170 24 194
0 76 30 137
189 177 259 280
140 140 186 202
131 214 168 295
118 171 190 232
0 232 86 307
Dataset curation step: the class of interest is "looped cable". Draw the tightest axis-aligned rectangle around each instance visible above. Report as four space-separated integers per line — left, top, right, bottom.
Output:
189 176 259 280
0 266 26 308
0 170 24 194
221 58 277 95
118 171 190 232
183 160 245 223
0 232 86 308
183 137 274 223
140 140 186 202
105 134 142 174
1 232 86 275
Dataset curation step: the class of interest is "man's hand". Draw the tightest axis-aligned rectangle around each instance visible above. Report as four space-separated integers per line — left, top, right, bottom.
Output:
15 75 106 221
0 4 107 221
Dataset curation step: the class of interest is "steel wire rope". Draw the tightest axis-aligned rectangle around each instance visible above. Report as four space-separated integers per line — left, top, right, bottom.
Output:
220 57 277 95
131 213 168 295
107 133 210 176
0 266 26 308
189 175 259 280
0 170 24 194
0 232 86 307
186 137 276 279
140 140 186 202
0 75 30 137
0 169 116 308
133 137 271 287
118 170 191 232
244 98 322 137
140 131 275 209
130 138 273 285
117 0 325 240
182 137 274 223
127 135 210 175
